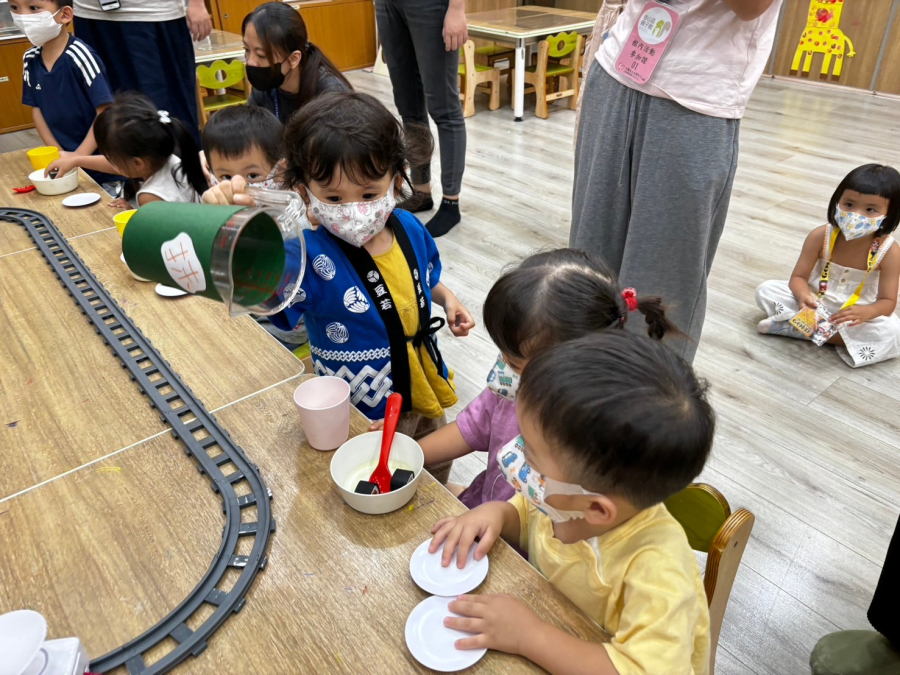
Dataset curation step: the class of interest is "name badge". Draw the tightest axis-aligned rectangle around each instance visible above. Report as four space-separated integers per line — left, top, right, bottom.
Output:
614 0 685 85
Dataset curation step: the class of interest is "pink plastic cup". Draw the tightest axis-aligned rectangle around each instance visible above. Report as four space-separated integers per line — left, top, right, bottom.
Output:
293 376 351 451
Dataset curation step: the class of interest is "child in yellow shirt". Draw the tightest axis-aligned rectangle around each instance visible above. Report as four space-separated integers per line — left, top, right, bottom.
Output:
430 331 713 675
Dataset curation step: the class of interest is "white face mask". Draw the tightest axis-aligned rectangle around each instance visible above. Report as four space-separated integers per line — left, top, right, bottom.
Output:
306 184 396 248
834 205 886 241
486 353 520 401
498 436 600 523
12 10 63 47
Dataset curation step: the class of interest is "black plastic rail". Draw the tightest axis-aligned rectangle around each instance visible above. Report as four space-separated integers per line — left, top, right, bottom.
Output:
1 209 275 674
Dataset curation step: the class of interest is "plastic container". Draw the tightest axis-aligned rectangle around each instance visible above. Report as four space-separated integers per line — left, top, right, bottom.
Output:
27 146 60 170
121 188 308 317
114 209 137 237
294 377 351 451
28 169 78 196
330 431 425 514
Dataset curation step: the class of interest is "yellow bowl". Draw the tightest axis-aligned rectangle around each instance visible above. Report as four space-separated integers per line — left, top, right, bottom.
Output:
114 209 137 237
27 146 60 171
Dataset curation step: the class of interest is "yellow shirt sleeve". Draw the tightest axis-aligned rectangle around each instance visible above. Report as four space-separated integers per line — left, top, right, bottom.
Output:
509 493 530 552
603 549 709 675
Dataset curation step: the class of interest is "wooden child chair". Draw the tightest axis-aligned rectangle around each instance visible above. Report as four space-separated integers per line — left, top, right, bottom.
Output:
195 59 250 129
513 31 583 119
475 42 515 83
458 40 501 118
664 483 755 674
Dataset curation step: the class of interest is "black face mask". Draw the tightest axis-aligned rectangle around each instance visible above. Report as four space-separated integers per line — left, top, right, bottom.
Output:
246 62 286 92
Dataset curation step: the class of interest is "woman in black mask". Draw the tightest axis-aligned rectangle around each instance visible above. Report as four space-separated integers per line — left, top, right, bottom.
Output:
243 3 350 124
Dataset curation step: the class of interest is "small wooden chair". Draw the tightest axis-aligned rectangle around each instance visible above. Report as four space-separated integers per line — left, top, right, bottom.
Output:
195 59 250 129
665 483 755 675
513 31 583 119
476 43 515 83
458 40 501 118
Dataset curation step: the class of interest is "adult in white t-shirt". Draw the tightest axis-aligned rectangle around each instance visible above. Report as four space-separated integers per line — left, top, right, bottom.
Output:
72 0 212 143
571 0 782 362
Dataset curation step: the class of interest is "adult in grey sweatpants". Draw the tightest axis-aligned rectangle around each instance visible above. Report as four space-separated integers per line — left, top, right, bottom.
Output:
375 0 467 237
571 63 739 363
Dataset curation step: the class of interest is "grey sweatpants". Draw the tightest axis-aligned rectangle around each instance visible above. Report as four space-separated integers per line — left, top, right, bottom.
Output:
375 0 466 196
571 64 740 363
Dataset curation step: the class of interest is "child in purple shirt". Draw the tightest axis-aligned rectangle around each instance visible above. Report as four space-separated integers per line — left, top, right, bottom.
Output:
419 248 681 509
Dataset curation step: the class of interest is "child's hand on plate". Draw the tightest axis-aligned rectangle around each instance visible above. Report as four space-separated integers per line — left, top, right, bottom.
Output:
430 502 504 568
446 594 543 655
202 176 257 207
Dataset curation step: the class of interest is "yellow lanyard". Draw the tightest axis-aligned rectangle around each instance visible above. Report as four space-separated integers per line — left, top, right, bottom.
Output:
818 229 881 310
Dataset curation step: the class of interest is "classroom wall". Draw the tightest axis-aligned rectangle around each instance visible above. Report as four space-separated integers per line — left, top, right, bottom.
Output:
770 0 897 91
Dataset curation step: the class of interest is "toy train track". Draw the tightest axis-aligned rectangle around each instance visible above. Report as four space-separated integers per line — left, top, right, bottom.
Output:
0 209 275 675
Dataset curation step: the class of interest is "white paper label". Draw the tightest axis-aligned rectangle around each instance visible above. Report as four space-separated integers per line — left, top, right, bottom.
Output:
161 232 206 294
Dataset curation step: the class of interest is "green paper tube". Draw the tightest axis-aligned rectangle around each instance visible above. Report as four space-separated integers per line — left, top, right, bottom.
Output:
122 202 286 308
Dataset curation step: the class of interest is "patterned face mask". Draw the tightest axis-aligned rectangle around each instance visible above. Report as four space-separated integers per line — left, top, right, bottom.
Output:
497 436 600 523
835 205 886 241
486 353 520 401
307 183 396 248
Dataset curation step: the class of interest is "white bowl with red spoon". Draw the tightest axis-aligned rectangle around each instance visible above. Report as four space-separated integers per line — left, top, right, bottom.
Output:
330 393 424 515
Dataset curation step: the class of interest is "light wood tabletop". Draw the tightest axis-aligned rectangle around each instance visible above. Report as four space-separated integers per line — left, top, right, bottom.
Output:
0 150 115 256
0 377 609 672
193 29 245 64
466 7 596 40
0 150 303 501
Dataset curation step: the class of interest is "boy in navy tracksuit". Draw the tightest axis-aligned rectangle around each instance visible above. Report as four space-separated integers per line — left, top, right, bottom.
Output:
12 0 117 184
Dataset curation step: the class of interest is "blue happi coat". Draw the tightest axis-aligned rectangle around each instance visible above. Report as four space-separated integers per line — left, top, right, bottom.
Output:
269 209 450 420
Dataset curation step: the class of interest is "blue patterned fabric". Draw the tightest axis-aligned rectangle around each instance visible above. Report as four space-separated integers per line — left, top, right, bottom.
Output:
269 209 448 419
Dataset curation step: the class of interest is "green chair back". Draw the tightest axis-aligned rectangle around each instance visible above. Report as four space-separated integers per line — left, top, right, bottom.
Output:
546 31 580 59
197 59 246 90
664 483 731 552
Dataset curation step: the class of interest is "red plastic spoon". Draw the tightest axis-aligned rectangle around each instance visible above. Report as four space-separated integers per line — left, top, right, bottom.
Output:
368 392 402 493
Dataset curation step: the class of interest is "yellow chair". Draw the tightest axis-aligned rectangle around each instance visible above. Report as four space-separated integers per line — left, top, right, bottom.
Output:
458 40 501 118
195 59 250 129
665 483 755 675
513 31 583 119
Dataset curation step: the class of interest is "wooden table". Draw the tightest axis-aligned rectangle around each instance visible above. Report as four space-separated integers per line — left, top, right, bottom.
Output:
0 149 608 671
193 29 245 64
467 7 596 121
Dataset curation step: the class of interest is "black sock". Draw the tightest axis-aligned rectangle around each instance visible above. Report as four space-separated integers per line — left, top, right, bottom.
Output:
425 198 461 238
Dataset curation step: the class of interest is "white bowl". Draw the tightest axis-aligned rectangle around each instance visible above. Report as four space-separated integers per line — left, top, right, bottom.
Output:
330 431 424 515
28 168 79 196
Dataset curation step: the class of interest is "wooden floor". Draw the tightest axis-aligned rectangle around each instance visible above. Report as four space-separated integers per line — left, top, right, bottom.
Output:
4 73 899 674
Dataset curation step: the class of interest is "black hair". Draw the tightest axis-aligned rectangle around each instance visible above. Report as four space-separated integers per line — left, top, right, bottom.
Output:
242 3 350 105
519 331 715 509
53 0 74 7
202 106 284 171
281 91 433 192
483 248 680 361
95 93 208 199
828 164 900 235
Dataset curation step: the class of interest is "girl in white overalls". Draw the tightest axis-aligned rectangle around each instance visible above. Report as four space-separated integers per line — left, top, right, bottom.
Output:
756 164 900 368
